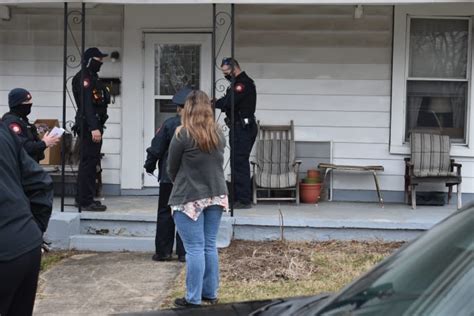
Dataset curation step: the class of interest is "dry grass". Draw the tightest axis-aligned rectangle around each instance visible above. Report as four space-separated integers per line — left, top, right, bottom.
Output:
164 240 403 306
40 251 76 272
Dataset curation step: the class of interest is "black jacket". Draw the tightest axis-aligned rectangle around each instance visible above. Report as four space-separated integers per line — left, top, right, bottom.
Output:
0 120 53 262
1 112 46 162
72 68 110 132
145 115 181 184
215 71 257 121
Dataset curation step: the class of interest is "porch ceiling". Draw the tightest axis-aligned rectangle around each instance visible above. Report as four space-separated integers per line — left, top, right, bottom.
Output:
1 0 472 5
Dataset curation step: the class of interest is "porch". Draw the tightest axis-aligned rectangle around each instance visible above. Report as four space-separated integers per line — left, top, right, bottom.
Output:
45 196 457 252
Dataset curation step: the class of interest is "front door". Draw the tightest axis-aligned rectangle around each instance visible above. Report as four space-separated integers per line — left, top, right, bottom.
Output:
143 33 212 187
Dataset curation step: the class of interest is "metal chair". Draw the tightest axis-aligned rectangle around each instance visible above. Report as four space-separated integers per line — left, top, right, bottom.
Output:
404 132 462 209
251 120 301 205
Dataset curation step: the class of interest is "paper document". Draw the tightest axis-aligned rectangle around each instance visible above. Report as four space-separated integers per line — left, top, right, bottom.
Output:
49 127 65 138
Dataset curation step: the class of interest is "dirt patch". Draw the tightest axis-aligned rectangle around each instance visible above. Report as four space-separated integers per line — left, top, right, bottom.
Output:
166 240 404 306
219 240 403 283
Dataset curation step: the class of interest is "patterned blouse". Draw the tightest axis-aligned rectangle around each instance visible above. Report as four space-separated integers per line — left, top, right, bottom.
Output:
171 195 229 221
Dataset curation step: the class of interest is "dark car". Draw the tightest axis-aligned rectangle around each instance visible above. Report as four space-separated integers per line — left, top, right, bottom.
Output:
127 203 474 316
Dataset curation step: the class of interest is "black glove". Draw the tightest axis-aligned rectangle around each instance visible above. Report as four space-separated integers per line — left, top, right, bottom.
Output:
144 161 156 174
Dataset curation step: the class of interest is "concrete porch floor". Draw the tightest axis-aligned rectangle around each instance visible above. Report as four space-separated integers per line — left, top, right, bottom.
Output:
53 196 457 231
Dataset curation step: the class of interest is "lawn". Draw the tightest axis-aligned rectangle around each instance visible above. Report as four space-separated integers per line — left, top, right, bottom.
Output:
165 240 403 306
40 250 78 271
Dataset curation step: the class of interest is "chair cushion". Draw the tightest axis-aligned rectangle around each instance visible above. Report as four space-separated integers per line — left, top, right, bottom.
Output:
255 171 298 188
254 139 297 188
410 133 453 177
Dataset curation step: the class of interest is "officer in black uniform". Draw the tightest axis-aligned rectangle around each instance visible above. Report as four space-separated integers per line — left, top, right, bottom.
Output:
0 119 53 316
144 87 191 262
2 88 60 162
215 58 257 209
72 47 110 212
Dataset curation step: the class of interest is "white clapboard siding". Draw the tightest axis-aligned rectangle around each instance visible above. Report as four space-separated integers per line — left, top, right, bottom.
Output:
237 47 392 64
237 5 392 16
0 45 121 61
332 174 404 191
256 79 391 96
0 60 121 79
333 143 395 160
245 63 391 80
237 15 391 32
257 95 391 112
0 5 123 185
102 139 121 155
295 126 389 143
0 106 121 126
256 110 389 128
237 5 396 192
102 154 121 170
0 94 122 113
102 169 121 185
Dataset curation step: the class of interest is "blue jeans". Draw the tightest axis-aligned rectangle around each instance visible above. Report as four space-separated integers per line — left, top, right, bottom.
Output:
173 205 223 304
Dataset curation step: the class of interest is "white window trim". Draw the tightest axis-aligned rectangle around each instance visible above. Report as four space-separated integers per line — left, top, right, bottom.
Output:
391 4 474 157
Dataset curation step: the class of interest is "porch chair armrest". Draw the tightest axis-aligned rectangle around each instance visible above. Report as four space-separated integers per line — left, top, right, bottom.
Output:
450 159 462 176
293 160 302 173
404 157 414 177
293 160 302 166
250 161 257 172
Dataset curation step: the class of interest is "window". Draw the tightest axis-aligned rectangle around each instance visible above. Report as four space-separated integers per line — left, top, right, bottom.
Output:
153 44 201 129
391 5 474 156
405 17 470 143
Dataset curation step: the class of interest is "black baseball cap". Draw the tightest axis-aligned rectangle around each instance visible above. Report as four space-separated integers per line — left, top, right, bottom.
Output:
84 47 108 63
172 87 193 107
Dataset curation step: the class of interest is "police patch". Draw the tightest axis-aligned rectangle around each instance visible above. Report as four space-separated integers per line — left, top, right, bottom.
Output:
235 83 245 93
83 79 90 88
9 123 22 134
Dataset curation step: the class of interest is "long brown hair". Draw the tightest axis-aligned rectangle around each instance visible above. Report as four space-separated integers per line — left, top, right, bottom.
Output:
176 90 220 153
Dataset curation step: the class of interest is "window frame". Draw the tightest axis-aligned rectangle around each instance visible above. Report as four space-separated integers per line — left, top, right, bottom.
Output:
390 5 474 157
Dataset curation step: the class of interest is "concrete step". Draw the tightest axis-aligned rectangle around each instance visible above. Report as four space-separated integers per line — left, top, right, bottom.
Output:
62 214 234 252
70 235 155 252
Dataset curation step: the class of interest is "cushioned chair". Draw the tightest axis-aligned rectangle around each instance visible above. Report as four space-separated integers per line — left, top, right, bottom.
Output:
251 121 301 205
404 132 462 209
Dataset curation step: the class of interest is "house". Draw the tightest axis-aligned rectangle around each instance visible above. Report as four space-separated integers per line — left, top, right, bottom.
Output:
1 0 473 206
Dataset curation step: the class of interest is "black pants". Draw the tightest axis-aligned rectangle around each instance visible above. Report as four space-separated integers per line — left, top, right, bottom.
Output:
156 183 185 257
76 130 102 206
0 246 41 316
229 122 258 205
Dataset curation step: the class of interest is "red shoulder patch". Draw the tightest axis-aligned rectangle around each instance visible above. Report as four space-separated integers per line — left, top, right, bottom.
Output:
9 123 22 134
83 79 90 88
235 83 245 93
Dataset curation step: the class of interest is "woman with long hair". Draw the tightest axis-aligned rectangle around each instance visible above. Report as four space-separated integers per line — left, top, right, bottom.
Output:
167 90 228 307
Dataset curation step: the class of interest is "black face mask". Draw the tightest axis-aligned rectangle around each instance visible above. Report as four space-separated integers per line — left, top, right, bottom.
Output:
224 74 232 81
88 59 103 73
13 103 32 117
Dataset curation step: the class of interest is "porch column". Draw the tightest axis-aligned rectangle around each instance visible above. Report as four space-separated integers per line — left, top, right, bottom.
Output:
212 3 235 216
61 2 86 213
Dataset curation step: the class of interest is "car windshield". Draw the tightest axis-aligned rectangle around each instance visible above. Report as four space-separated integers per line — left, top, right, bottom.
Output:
316 207 474 316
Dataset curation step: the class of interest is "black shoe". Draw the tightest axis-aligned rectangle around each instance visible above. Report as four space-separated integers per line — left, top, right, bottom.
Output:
82 203 107 212
174 297 200 308
178 255 186 263
233 201 252 209
152 253 172 262
75 200 105 209
202 297 219 305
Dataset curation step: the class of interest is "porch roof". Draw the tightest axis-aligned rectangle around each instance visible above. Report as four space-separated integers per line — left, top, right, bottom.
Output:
1 0 472 5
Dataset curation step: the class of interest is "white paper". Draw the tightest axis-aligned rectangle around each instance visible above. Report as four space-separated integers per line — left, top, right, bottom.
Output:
49 126 65 138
